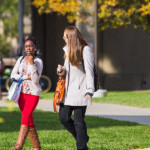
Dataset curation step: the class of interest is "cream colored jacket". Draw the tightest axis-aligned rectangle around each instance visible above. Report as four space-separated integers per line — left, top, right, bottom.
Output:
58 46 94 106
11 56 43 96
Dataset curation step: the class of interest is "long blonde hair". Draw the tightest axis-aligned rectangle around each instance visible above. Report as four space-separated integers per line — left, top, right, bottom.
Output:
64 26 90 66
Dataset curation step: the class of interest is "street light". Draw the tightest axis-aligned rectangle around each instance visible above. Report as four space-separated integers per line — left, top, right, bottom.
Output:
18 0 23 47
94 0 98 67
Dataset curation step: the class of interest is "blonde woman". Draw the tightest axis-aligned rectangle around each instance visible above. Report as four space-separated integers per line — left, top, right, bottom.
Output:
57 26 94 150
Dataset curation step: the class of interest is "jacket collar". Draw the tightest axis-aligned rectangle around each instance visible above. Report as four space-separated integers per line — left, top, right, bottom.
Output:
63 45 68 55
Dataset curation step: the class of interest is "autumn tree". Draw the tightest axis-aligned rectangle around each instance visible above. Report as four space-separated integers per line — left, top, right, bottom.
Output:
98 0 150 31
32 0 150 31
32 0 93 23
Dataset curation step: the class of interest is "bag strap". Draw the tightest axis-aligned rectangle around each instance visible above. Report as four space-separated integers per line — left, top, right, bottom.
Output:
17 75 23 87
20 56 25 63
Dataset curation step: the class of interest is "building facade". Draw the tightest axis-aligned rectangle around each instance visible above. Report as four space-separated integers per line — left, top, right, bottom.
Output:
31 6 150 91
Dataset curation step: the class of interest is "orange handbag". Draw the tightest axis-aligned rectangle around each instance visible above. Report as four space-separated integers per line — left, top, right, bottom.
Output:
53 75 65 113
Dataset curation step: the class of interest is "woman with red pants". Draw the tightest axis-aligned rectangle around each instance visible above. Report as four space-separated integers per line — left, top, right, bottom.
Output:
11 37 43 150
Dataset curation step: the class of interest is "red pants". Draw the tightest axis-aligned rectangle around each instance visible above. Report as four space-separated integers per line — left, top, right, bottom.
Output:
18 92 39 128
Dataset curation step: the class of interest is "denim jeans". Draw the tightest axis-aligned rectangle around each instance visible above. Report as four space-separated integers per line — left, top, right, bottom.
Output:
59 103 89 150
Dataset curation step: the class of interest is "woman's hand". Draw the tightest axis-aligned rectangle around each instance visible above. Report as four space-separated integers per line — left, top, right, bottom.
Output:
27 74 31 80
24 74 31 80
85 94 91 99
57 64 64 73
28 55 34 65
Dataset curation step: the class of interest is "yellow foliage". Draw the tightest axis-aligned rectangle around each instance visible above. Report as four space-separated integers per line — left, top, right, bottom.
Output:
126 8 136 16
114 9 125 18
104 0 118 7
32 0 150 31
139 2 150 16
98 4 111 18
32 0 92 23
0 117 4 123
98 0 150 31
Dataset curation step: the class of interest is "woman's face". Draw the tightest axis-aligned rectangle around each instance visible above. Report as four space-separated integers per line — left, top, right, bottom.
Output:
63 32 68 45
24 40 36 56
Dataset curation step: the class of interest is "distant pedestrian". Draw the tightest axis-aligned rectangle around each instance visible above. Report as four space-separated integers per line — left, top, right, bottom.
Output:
57 26 94 150
16 34 29 60
11 37 43 150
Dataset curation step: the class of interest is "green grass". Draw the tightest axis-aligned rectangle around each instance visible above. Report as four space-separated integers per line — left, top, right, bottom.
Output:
40 92 54 99
93 91 150 108
40 91 150 108
0 107 150 150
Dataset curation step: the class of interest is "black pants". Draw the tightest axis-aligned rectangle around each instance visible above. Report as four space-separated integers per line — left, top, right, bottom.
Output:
59 104 89 150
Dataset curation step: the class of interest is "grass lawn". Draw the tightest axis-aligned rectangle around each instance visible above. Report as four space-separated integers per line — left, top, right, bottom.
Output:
40 92 54 100
0 107 150 150
40 91 150 108
93 91 150 108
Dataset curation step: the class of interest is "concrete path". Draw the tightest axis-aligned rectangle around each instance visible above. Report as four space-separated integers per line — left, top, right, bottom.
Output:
1 99 150 125
135 149 150 150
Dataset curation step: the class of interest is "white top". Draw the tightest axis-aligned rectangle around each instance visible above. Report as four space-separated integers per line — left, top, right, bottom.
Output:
58 46 94 106
11 56 43 96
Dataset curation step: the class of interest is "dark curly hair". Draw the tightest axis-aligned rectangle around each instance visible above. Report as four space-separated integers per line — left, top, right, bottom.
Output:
24 36 43 59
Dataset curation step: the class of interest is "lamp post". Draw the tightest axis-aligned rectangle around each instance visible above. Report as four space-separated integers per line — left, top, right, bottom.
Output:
94 0 104 89
94 0 98 67
18 0 23 47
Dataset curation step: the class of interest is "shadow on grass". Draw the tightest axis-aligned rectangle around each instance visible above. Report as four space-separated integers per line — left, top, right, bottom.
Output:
0 107 139 132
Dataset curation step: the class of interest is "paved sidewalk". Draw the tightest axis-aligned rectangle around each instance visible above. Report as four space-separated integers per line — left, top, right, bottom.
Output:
135 149 150 150
1 99 150 125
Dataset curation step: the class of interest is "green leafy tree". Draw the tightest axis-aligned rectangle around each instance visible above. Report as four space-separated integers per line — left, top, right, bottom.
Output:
0 35 10 57
0 0 31 38
0 0 18 37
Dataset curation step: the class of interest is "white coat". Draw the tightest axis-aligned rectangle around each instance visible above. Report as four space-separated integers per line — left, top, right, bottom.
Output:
58 46 94 106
